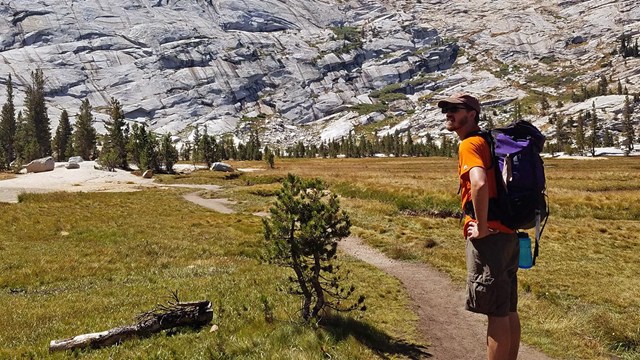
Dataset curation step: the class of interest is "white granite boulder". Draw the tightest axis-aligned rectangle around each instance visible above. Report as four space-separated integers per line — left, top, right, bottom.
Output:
25 157 55 173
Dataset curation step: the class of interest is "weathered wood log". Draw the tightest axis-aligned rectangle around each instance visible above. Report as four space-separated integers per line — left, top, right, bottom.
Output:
49 299 212 352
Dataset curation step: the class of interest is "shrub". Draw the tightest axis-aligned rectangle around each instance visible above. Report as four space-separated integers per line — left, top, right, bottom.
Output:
263 174 364 321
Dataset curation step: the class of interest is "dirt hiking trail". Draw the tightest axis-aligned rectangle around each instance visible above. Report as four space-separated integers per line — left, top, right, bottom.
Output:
340 237 553 360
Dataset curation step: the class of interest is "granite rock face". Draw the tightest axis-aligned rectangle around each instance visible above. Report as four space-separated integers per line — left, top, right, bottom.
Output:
0 0 637 148
0 0 451 138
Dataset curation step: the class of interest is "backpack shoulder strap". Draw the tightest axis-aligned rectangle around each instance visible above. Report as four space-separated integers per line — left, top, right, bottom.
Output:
465 130 496 170
460 129 506 223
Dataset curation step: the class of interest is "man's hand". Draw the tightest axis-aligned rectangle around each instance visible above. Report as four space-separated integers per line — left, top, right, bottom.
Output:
466 221 497 240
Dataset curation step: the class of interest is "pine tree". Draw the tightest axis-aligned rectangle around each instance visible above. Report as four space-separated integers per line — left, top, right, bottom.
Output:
319 142 329 158
354 134 364 158
617 79 623 95
622 95 635 155
393 133 402 157
128 124 158 171
540 92 550 115
217 136 229 160
588 102 600 156
191 127 201 163
264 145 275 169
52 110 73 161
328 140 338 158
222 135 236 160
201 134 217 165
554 113 569 151
252 129 262 160
143 131 160 172
24 69 51 159
619 33 630 56
0 74 16 168
210 136 221 163
197 126 213 167
597 75 608 96
308 143 318 158
295 141 305 158
575 112 585 155
440 135 454 157
14 111 39 163
263 174 363 321
73 99 97 161
404 130 414 156
512 101 523 121
159 133 178 172
180 141 192 161
237 143 247 160
101 98 128 169
602 128 614 147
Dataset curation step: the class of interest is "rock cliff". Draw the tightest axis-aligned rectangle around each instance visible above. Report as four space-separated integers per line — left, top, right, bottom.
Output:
0 0 638 147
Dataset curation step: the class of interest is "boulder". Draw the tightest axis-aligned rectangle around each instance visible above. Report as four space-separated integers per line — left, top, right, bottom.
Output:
68 156 84 163
65 161 80 169
142 170 154 178
25 157 55 173
211 162 234 172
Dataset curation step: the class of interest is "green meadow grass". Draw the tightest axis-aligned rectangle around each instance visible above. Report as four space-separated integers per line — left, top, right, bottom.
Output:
0 189 424 359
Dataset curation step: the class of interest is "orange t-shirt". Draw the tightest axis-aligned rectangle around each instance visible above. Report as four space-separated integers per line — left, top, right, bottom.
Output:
458 135 514 236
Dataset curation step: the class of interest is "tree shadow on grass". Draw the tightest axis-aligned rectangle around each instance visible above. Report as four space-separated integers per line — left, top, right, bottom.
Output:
320 314 432 359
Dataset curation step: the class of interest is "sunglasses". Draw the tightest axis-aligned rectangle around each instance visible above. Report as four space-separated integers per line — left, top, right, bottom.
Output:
441 106 468 114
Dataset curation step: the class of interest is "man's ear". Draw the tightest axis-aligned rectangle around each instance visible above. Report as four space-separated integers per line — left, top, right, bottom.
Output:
472 110 480 123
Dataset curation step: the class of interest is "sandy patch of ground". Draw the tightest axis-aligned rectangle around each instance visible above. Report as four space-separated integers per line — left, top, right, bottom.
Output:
0 161 155 203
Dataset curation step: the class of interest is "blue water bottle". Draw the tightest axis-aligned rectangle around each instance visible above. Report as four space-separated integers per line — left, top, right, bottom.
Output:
518 232 533 269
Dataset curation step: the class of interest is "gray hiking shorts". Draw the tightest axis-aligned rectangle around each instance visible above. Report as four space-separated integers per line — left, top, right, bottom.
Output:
465 232 519 317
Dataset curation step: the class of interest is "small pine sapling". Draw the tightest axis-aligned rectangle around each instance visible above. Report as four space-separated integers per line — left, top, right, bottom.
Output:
263 174 365 321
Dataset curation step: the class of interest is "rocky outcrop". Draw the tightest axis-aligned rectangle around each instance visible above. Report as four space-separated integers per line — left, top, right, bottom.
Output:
0 0 449 137
0 0 637 149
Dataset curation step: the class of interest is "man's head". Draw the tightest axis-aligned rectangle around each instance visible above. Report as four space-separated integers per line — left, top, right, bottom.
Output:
437 93 481 122
437 93 481 137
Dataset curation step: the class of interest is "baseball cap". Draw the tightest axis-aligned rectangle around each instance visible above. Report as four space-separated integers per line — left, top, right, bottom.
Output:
437 93 481 114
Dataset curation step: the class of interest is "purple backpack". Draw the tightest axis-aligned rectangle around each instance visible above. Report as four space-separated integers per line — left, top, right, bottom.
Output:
491 121 547 228
466 120 549 264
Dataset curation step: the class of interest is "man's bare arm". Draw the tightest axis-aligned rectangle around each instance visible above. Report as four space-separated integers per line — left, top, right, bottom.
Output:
468 166 493 239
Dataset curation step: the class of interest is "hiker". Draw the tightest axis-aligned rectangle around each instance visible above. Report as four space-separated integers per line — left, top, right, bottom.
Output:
439 93 520 360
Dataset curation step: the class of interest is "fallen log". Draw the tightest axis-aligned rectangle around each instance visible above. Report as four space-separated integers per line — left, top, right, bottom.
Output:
49 296 213 352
